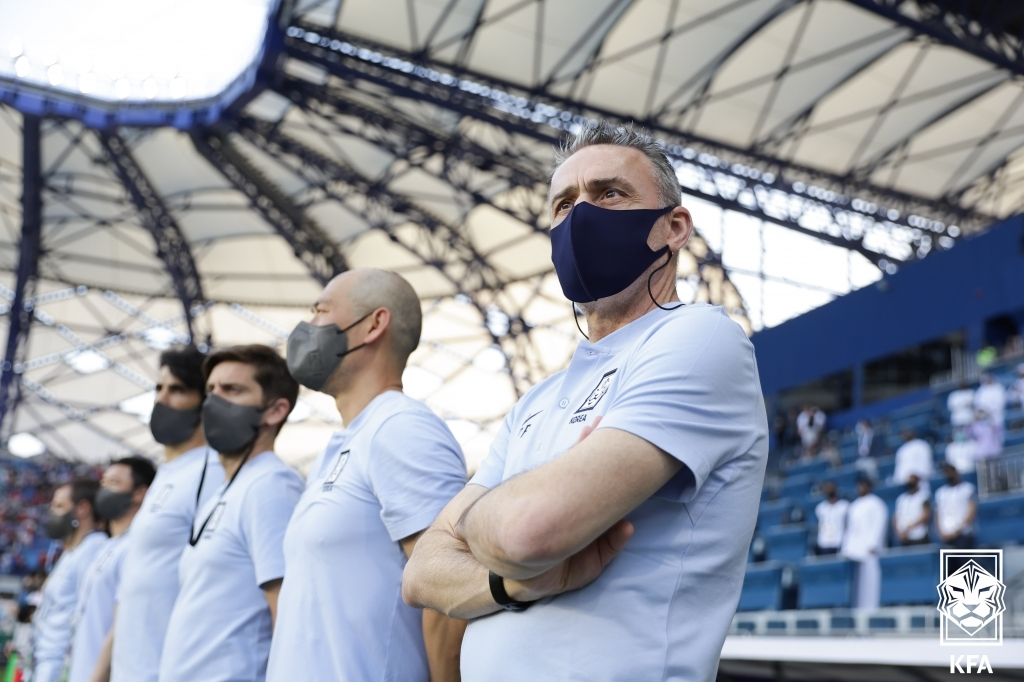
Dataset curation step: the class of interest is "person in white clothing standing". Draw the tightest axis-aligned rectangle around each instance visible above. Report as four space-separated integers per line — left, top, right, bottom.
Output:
892 474 931 547
103 347 225 682
936 463 977 550
892 431 933 487
947 381 976 430
68 458 155 682
266 269 468 682
841 478 889 609
974 373 1006 426
814 482 848 555
159 345 303 682
31 478 107 682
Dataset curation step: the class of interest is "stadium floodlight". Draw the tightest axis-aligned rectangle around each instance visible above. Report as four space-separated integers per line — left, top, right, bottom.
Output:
8 432 46 458
0 0 277 127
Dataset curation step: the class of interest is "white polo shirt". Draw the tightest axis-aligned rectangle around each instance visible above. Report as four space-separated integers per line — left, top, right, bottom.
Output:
32 530 107 682
266 391 466 682
894 488 931 541
68 530 131 682
159 450 302 682
815 499 850 549
936 481 976 537
112 447 224 682
461 304 768 682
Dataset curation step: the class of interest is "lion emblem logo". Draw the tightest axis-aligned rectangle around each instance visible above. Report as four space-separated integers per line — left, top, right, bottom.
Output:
937 560 1006 636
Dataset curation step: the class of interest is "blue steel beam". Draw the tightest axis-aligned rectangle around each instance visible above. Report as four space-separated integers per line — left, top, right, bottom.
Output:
0 114 43 440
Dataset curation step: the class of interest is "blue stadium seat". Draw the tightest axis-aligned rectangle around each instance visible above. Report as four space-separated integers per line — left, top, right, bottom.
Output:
797 555 854 609
977 493 1024 545
758 498 794 529
874 482 904 516
784 459 829 479
779 474 814 499
763 525 810 563
877 456 896 480
879 544 940 606
738 562 786 611
824 466 861 495
1005 430 1024 449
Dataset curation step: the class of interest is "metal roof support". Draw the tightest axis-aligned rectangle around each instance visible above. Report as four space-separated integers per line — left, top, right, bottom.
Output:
283 22 982 266
846 0 1024 77
190 131 347 285
98 132 205 341
0 114 43 441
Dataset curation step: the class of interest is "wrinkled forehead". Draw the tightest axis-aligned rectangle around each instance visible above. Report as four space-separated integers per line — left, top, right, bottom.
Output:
548 145 662 201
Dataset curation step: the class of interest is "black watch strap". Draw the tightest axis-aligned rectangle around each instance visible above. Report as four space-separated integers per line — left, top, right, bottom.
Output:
489 571 534 612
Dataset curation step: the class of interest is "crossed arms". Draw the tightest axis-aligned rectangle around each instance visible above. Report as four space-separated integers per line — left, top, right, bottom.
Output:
401 421 684 619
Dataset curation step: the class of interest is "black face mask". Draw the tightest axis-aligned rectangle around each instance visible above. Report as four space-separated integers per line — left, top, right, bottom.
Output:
44 511 77 540
95 488 134 521
150 403 201 446
202 394 264 455
286 311 373 392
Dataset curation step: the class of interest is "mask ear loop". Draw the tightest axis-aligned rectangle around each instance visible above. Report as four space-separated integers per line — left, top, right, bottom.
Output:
648 250 684 312
572 303 589 341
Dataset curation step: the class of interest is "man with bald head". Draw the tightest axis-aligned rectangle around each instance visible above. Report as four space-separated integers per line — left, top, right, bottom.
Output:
267 269 468 682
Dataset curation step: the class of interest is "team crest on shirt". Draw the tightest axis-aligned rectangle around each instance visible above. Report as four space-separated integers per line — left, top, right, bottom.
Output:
574 369 618 415
203 502 227 538
149 484 174 512
322 450 350 492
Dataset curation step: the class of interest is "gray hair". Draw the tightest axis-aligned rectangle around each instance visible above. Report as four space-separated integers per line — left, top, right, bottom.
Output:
551 122 682 208
347 269 422 365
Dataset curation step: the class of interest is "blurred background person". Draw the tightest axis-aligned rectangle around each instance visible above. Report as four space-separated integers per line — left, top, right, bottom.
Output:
814 482 848 556
797 405 826 458
891 430 932 487
853 419 878 479
32 478 105 682
841 478 888 610
1009 364 1024 408
935 464 977 549
104 347 224 682
892 474 930 547
969 408 1004 461
974 373 1006 427
943 431 976 475
946 380 975 430
67 458 154 682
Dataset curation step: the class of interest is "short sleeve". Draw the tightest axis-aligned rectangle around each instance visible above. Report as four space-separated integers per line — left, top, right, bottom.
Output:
598 308 764 496
367 409 468 542
240 471 302 587
467 411 513 490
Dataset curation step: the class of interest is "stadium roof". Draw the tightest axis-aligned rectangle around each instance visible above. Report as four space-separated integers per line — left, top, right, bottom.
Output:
0 0 1021 466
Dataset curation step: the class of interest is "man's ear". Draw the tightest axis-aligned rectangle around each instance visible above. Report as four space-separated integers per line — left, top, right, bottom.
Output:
363 307 391 347
263 397 293 429
666 206 693 253
132 486 148 507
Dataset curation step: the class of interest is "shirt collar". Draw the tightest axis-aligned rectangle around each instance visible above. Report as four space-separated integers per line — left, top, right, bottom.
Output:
576 305 686 355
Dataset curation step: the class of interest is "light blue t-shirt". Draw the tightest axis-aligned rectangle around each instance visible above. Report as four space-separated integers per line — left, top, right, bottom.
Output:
32 530 107 682
159 450 302 682
462 304 769 682
112 447 224 682
266 391 467 682
68 530 131 682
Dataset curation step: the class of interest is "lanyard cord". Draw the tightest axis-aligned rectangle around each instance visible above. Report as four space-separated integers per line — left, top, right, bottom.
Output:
188 440 257 547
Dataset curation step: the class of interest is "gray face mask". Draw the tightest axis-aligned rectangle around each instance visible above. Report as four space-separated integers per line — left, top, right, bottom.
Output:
44 511 77 540
202 394 264 455
286 312 372 392
95 488 134 521
150 403 201 446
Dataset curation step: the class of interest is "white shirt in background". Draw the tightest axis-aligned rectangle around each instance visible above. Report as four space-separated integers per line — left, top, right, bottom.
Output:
112 447 224 682
32 531 107 682
68 531 131 682
894 488 930 541
944 440 976 473
947 388 976 427
797 409 826 448
975 381 1007 425
893 439 933 484
936 482 976 537
841 493 888 610
815 499 849 549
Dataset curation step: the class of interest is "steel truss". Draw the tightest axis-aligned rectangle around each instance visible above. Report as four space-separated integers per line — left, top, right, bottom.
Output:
98 132 205 340
282 21 983 268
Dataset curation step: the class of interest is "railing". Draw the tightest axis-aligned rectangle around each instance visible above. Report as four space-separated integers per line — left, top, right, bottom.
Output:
977 449 1024 498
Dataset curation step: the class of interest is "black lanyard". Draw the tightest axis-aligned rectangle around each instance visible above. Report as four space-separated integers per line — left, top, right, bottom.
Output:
188 446 254 546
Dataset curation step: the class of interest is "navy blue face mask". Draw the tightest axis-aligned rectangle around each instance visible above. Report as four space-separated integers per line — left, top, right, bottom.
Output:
550 202 674 303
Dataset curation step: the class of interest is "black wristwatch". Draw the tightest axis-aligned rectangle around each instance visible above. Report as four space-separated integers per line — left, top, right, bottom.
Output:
489 571 534 612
